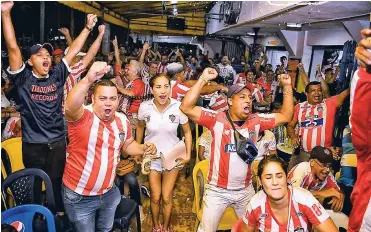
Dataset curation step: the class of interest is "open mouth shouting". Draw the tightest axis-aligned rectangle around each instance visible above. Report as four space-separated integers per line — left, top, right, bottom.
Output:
243 106 250 114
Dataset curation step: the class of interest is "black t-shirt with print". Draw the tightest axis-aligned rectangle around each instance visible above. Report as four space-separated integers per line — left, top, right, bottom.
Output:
8 60 70 143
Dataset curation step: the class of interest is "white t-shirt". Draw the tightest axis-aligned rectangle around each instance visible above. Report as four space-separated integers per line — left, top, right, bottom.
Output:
255 130 276 161
138 98 188 154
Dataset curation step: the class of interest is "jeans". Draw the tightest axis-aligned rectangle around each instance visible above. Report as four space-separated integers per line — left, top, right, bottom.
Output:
63 184 121 232
118 171 141 206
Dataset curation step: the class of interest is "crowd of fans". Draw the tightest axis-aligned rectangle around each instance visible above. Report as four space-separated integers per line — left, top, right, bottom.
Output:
1 1 371 232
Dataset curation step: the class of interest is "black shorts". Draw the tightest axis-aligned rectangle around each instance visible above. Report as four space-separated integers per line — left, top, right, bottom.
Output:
22 137 67 180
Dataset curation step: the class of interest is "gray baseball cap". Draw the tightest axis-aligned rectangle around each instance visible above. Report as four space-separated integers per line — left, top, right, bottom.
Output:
165 63 184 77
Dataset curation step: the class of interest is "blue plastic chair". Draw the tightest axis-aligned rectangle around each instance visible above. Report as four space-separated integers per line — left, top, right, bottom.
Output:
2 204 56 232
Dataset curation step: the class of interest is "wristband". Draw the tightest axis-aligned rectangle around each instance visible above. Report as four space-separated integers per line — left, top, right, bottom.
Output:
85 25 93 31
199 76 210 85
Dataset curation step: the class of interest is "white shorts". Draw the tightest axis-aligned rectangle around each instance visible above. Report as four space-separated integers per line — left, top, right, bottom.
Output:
149 158 183 173
197 184 255 232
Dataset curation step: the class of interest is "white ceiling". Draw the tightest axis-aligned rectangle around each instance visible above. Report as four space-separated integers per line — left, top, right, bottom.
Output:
214 1 370 36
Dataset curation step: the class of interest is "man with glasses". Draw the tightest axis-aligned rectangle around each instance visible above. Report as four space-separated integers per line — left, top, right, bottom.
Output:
288 146 344 212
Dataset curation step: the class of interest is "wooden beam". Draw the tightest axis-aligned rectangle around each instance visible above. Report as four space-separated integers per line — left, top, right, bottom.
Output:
58 1 128 28
131 16 205 28
129 24 204 36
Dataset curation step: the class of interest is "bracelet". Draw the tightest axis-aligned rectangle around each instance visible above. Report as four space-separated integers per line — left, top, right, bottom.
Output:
283 91 293 96
85 25 93 31
199 76 210 85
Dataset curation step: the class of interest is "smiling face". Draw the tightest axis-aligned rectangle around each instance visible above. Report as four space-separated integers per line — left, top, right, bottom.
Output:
149 62 158 76
228 88 253 120
28 48 51 77
306 84 323 104
311 159 331 181
152 75 171 106
260 162 288 201
92 85 118 122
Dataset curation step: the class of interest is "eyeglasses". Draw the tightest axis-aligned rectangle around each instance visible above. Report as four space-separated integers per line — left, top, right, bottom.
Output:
314 159 332 169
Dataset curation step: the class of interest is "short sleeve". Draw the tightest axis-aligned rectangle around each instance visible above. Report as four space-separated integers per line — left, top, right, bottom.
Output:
242 202 258 227
302 192 330 226
52 58 71 83
131 80 145 97
122 120 134 150
287 163 307 187
325 95 339 109
179 110 188 125
7 62 29 86
137 102 146 121
68 109 93 127
197 108 218 130
257 113 276 131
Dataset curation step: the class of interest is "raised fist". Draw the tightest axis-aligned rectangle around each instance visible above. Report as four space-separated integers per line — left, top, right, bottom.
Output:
58 27 70 35
86 62 110 84
86 14 98 29
278 74 291 87
98 25 106 35
1 1 14 13
175 49 181 57
143 42 150 51
201 68 218 81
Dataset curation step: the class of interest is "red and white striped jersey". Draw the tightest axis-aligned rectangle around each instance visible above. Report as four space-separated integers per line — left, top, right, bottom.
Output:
288 162 340 191
243 187 329 231
63 61 86 113
170 80 190 102
255 78 279 101
63 106 133 196
157 63 167 74
198 109 275 189
184 67 195 80
2 117 21 141
294 96 338 152
208 93 229 112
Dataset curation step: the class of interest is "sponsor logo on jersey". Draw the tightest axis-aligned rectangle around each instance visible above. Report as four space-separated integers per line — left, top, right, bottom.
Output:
224 144 237 153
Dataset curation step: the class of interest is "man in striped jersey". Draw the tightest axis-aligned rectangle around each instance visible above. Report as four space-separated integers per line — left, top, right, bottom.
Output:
347 28 371 232
180 67 294 232
63 61 157 232
288 146 344 212
61 25 106 113
287 81 350 171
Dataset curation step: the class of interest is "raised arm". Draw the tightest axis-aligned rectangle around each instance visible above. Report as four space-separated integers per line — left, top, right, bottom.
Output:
1 1 22 71
274 74 294 126
64 14 98 65
336 88 350 108
112 36 121 65
58 27 73 47
180 68 218 122
175 49 186 71
139 42 149 68
298 63 310 86
65 62 110 121
81 25 105 68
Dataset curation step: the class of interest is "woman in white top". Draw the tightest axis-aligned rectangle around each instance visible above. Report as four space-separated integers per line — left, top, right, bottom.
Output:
136 73 192 232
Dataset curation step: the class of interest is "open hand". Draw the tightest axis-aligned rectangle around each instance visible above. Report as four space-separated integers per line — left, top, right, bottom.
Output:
175 49 182 57
175 157 190 167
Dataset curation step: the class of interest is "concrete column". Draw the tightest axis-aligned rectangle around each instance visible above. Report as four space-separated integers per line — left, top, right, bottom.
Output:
40 2 45 43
